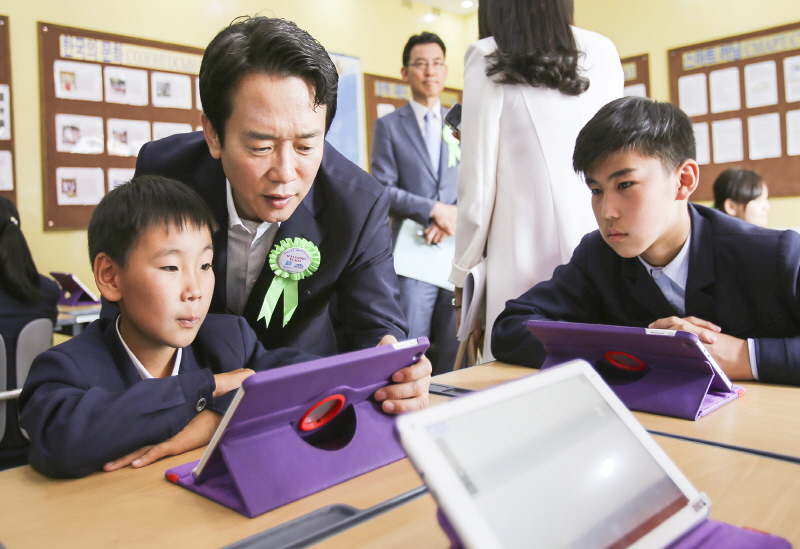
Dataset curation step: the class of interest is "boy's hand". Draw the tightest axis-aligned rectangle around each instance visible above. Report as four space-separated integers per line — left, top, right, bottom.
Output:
103 410 222 472
213 368 255 398
648 316 754 380
373 335 432 414
648 316 721 344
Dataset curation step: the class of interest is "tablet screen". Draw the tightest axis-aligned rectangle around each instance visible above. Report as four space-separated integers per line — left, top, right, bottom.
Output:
426 375 688 548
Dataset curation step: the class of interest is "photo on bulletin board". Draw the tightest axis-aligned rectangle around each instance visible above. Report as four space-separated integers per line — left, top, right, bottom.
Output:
669 21 800 200
38 22 204 230
0 15 16 202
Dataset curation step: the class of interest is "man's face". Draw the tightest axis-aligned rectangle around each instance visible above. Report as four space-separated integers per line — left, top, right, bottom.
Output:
202 73 327 223
585 150 693 265
401 43 447 104
113 223 215 359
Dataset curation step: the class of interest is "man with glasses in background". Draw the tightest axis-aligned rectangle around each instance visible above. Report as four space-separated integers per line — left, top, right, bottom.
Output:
371 32 460 375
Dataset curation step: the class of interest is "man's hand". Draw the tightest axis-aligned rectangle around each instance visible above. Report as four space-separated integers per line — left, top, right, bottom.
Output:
213 368 255 398
424 223 449 245
103 410 223 472
374 335 432 414
430 202 457 236
648 316 753 380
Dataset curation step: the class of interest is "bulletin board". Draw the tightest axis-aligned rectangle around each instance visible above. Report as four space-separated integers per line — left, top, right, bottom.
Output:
38 22 204 230
621 54 650 98
0 16 16 202
363 73 461 171
669 22 800 200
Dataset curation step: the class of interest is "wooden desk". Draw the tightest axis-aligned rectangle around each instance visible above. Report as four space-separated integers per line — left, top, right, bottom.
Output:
319 437 800 548
436 362 800 461
0 449 424 549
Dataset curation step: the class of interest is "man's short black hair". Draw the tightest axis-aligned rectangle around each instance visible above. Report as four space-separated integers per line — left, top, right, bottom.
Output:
88 175 218 268
402 32 446 67
573 96 696 176
200 16 339 145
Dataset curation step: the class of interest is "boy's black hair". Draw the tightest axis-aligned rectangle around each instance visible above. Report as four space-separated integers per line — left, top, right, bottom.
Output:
200 16 338 144
0 196 43 303
713 168 764 210
88 175 218 268
402 32 446 67
573 96 696 176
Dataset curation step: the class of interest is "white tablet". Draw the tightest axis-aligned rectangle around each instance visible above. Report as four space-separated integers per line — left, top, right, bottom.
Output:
397 360 710 549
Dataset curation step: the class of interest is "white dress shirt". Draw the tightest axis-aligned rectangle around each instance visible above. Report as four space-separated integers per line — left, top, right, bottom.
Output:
639 231 759 379
116 316 181 379
225 181 280 316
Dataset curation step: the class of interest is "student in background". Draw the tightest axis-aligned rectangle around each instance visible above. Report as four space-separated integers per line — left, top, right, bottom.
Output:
0 196 59 470
449 0 623 360
713 168 770 227
493 97 800 387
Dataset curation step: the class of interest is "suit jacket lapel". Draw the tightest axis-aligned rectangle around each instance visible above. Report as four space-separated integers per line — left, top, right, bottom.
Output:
622 258 678 319
102 320 143 387
398 105 437 179
685 205 716 320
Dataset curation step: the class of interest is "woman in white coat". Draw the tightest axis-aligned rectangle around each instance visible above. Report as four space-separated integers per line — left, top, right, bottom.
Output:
450 0 623 361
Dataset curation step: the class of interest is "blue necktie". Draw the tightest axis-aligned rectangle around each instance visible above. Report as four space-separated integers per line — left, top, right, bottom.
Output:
424 111 441 176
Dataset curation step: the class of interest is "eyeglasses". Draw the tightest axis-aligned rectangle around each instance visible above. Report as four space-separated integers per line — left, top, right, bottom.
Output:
408 60 447 70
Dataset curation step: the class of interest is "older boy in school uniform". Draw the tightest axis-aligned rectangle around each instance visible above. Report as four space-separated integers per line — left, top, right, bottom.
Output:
492 97 800 386
19 177 429 478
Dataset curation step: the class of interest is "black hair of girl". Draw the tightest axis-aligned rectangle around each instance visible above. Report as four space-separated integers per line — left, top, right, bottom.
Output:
712 168 764 210
478 0 589 96
0 196 43 303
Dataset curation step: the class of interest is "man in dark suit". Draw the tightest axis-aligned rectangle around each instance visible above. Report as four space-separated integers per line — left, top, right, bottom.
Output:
492 97 800 386
371 32 459 375
133 17 430 411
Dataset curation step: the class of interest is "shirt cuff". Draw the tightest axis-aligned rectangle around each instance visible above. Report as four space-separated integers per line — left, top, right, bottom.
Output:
747 338 759 380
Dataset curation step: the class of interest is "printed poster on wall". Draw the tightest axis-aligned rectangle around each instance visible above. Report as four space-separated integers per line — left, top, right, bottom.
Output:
151 72 192 109
55 167 104 205
53 60 103 102
104 66 149 106
55 114 104 154
0 151 13 191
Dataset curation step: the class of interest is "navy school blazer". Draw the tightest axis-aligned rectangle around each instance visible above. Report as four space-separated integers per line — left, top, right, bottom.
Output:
19 315 313 478
492 204 800 386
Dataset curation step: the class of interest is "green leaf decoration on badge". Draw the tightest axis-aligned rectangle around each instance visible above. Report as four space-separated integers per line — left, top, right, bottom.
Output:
442 126 461 168
257 238 320 328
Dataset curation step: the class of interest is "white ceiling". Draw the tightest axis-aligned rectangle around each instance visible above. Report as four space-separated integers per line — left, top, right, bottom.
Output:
412 0 478 16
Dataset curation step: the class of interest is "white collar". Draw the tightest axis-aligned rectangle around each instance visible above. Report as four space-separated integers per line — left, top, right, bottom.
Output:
638 230 692 291
409 98 442 121
226 180 276 238
115 316 182 380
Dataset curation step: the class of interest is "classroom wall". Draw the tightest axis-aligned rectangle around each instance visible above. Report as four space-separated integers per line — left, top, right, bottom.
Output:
0 0 471 292
2 0 799 294
574 0 800 228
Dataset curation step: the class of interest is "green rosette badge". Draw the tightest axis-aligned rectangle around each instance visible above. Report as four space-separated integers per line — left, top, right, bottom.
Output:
442 126 461 167
258 237 320 327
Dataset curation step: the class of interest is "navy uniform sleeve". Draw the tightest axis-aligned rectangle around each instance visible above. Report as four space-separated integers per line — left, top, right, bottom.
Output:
491 235 606 367
335 187 408 349
752 229 800 386
19 348 216 479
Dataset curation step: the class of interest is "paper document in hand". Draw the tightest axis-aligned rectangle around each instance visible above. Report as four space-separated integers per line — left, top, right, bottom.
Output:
393 219 455 291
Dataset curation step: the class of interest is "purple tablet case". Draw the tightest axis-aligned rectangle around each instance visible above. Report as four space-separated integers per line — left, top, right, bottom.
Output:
50 272 101 305
165 338 429 518
436 510 791 549
526 321 744 420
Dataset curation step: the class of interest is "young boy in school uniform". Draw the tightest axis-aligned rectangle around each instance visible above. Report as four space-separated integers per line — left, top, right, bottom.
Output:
19 176 430 479
492 96 800 387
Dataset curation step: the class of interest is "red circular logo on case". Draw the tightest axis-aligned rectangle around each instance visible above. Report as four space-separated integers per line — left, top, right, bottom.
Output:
604 351 646 371
298 394 346 431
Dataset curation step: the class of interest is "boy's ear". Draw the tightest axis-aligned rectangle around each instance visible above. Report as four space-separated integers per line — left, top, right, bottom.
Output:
94 253 123 303
201 113 222 160
675 159 700 201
